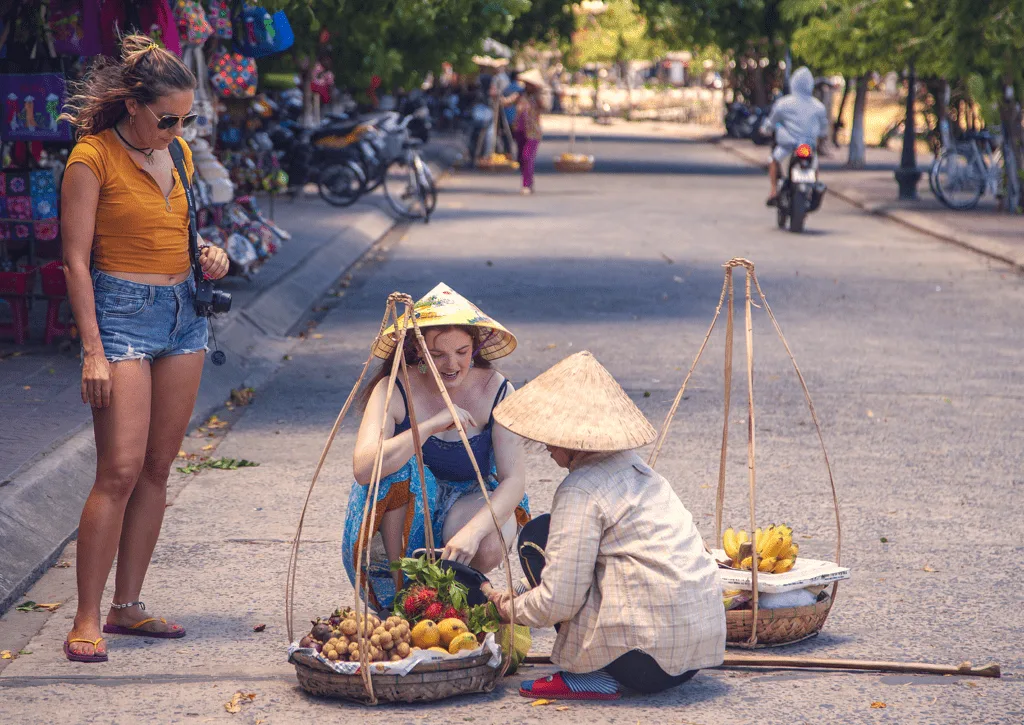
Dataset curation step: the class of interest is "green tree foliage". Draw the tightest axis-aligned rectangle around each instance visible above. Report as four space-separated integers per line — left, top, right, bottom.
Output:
501 0 576 46
570 0 665 69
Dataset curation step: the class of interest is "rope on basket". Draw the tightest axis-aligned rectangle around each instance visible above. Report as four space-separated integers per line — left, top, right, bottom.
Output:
647 258 841 647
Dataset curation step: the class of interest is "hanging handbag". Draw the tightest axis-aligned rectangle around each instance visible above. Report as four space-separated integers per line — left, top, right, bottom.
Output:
173 0 213 46
208 48 257 99
233 4 293 58
206 0 232 38
182 46 215 137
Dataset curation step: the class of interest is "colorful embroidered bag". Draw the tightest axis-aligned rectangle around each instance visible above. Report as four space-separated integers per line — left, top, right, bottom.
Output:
174 0 213 45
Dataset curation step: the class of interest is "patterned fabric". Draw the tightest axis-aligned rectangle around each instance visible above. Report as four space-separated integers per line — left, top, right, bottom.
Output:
342 454 529 609
512 451 726 675
174 0 214 45
208 51 257 99
206 0 233 38
515 97 542 141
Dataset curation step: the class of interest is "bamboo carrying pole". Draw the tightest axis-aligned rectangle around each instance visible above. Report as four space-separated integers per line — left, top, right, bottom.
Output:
286 292 518 704
521 653 1001 679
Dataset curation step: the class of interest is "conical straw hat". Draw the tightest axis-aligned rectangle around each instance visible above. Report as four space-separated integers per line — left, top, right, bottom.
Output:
517 68 547 89
493 351 657 452
372 283 517 361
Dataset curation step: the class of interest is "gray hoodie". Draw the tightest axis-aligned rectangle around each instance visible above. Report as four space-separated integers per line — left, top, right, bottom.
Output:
763 67 829 149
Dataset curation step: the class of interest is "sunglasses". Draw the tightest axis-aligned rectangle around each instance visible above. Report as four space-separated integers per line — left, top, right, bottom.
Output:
145 104 198 130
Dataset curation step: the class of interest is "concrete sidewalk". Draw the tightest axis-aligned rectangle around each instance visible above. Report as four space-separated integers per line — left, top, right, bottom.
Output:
719 139 1024 271
0 137 465 614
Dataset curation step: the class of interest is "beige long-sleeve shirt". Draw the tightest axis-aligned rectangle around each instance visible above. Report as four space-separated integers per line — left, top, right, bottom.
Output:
513 451 725 675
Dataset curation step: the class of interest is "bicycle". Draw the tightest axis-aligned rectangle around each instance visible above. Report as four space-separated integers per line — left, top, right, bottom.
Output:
382 139 437 222
930 125 1019 210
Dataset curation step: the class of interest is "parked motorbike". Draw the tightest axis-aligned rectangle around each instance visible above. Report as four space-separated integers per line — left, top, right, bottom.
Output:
776 143 827 233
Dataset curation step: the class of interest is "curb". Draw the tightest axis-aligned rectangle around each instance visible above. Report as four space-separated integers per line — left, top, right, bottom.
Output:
0 138 465 614
716 139 1024 273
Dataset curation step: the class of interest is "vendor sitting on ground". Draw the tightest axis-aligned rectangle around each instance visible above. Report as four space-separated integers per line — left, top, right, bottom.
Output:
487 351 725 700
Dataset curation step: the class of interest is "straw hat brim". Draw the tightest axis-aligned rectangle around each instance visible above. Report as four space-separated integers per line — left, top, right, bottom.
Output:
517 69 547 89
372 283 517 362
493 351 656 452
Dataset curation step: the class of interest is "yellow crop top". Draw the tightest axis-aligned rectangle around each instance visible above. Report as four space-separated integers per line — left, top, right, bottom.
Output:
66 129 195 275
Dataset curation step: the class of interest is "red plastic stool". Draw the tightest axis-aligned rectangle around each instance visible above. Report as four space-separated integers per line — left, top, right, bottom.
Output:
0 267 36 344
40 261 72 345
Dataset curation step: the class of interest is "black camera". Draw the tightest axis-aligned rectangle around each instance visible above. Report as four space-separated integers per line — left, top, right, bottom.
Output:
194 279 232 317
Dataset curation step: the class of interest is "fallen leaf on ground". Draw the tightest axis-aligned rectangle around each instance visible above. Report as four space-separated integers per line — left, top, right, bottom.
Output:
556 705 570 711
177 450 187 458
870 701 886 709
253 623 266 632
17 649 31 655
201 444 214 451
0 651 12 659
23 385 30 390
923 565 937 573
530 698 553 706
206 415 228 430
312 333 324 339
866 410 874 418
230 387 255 406
225 692 256 713
56 561 71 568
543 343 557 350
14 601 57 612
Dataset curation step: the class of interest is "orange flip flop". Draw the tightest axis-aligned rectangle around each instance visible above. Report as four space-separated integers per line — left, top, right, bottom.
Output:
64 637 108 663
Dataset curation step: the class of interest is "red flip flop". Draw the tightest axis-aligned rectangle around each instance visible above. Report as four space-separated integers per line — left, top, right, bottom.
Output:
103 617 185 639
519 672 621 701
64 637 108 663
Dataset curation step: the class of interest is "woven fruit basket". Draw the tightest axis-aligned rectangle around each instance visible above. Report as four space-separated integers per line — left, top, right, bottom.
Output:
475 155 519 172
289 635 502 703
726 592 833 647
553 154 595 173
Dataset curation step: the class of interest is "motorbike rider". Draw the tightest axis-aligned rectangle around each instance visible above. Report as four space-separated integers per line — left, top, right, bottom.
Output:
762 66 829 206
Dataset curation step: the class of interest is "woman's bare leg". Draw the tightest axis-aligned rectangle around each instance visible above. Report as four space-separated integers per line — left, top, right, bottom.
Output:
107 352 204 633
68 359 153 658
442 492 517 574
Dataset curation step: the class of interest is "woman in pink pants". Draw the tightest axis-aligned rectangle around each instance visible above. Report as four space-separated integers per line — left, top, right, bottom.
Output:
514 69 545 195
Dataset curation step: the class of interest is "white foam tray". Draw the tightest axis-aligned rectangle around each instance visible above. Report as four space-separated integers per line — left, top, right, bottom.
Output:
712 549 851 594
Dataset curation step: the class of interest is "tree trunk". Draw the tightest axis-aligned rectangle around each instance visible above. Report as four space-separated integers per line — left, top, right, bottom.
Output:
847 76 868 169
997 81 1022 212
832 77 850 145
752 65 768 108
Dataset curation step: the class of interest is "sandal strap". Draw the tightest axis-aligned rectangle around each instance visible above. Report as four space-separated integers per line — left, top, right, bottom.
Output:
129 617 161 630
68 637 104 646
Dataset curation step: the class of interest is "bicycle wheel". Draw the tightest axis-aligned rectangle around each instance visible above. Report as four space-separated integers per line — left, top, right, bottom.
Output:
415 154 438 216
383 157 428 219
318 163 363 207
933 149 984 209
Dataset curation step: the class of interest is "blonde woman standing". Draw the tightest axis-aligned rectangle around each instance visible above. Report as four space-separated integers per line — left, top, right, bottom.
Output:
59 36 229 663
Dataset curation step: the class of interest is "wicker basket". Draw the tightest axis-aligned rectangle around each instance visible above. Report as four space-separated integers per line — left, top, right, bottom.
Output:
726 592 833 648
292 649 501 704
553 156 595 173
475 157 519 173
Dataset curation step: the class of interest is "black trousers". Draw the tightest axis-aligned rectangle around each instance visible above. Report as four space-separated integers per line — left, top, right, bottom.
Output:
518 514 698 694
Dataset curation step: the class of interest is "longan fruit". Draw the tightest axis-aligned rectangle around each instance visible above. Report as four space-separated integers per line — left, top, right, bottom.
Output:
327 650 339 661
348 642 360 655
396 642 411 657
390 654 402 662
341 620 357 636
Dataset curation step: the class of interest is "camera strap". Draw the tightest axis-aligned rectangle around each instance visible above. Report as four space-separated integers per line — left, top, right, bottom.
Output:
168 139 204 287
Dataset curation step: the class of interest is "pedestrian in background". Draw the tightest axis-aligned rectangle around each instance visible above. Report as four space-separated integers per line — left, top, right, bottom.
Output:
514 69 546 195
58 35 229 664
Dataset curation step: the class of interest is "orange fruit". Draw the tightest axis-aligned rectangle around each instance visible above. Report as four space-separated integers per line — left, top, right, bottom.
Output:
410 620 441 649
437 618 469 646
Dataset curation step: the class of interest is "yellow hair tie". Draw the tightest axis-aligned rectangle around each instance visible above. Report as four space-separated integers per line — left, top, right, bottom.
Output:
147 43 159 51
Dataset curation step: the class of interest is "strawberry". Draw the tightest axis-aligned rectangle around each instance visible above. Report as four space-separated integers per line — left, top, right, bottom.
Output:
423 602 444 622
443 606 466 622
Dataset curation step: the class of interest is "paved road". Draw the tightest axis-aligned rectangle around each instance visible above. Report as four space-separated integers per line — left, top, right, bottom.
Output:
1 130 1021 724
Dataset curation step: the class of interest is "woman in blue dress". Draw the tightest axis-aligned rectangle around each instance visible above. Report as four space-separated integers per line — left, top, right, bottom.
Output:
342 284 529 609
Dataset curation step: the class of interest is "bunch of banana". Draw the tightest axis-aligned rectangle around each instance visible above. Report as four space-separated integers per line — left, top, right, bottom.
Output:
722 524 798 574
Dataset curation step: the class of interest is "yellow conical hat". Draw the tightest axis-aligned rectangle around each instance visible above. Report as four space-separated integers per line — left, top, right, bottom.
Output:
372 283 517 361
493 351 657 452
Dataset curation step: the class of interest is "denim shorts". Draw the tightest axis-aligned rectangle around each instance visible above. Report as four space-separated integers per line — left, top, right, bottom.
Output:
91 269 208 363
